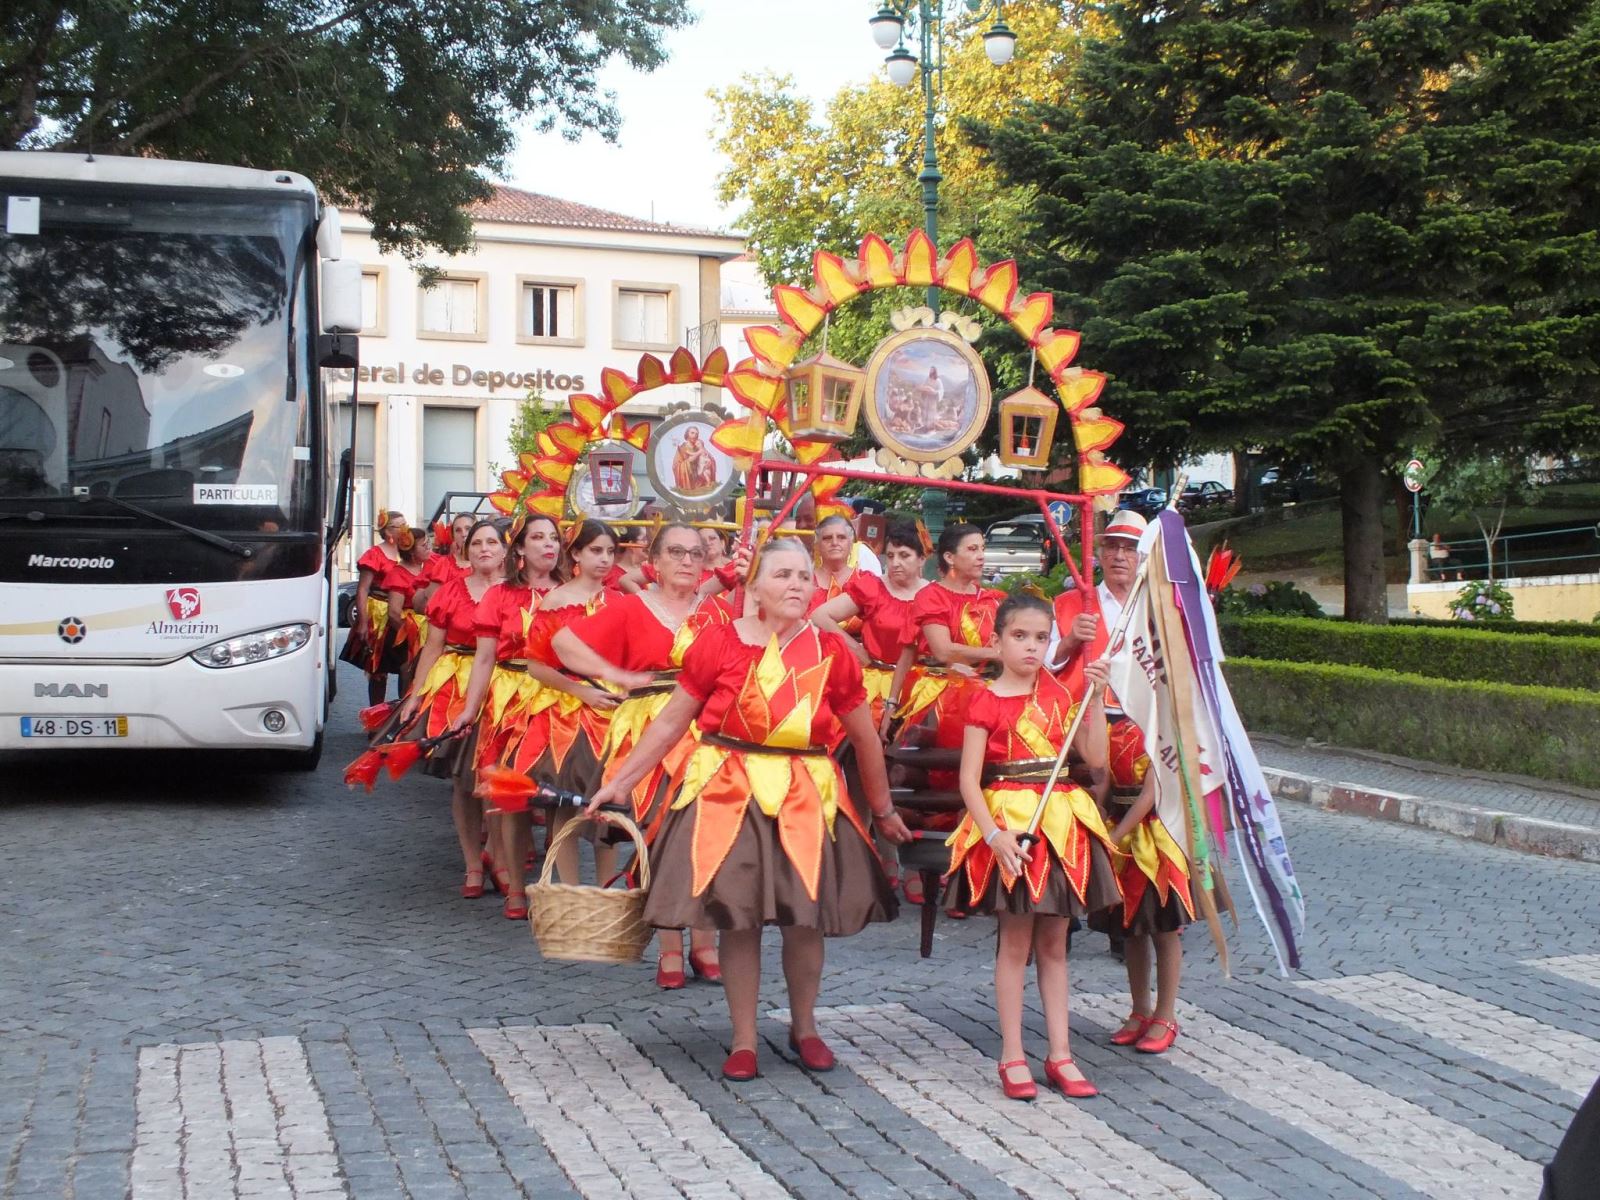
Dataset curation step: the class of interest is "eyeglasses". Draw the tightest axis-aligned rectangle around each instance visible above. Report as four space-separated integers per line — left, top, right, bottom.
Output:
661 546 706 563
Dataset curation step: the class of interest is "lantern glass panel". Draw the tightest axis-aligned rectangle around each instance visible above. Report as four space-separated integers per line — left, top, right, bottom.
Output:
821 375 855 426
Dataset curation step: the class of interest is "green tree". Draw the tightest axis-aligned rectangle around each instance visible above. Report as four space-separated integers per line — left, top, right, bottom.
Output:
1429 454 1537 580
1 1 691 255
976 0 1600 621
493 390 561 476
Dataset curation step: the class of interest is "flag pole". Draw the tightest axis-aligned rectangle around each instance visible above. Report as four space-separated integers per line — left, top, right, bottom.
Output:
1016 474 1187 849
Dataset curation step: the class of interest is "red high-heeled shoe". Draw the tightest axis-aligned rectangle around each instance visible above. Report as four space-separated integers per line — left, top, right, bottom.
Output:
997 1060 1036 1101
461 870 485 899
656 952 686 990
1044 1057 1098 1098
1110 1012 1154 1047
1135 1018 1179 1055
688 949 722 983
502 895 528 920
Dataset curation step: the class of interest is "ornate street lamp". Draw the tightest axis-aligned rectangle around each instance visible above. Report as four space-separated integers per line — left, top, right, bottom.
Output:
870 2 1017 304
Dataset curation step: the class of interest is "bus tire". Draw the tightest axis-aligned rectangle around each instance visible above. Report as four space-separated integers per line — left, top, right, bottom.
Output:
280 730 324 772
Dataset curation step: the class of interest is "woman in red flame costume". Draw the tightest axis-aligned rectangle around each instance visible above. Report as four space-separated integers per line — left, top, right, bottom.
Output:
392 520 506 899
413 513 474 611
551 523 718 988
378 528 432 696
811 520 929 731
588 539 911 1082
445 516 562 916
945 594 1121 1101
501 520 623 886
338 509 405 706
806 514 866 633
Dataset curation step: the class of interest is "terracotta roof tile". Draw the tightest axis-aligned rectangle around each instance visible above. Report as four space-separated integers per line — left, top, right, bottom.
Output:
469 184 725 237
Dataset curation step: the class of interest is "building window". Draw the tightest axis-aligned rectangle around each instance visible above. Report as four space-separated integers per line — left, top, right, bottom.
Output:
517 276 583 347
360 268 387 337
333 400 378 483
613 283 676 350
418 273 486 341
422 405 478 518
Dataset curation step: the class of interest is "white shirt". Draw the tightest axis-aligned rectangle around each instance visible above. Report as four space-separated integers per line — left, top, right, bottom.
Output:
1047 581 1124 669
856 543 883 577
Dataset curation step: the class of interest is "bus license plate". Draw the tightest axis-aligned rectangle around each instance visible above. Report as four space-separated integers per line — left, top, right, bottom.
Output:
20 716 129 738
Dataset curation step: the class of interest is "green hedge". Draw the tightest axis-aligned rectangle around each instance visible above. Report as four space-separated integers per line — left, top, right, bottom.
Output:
1391 615 1600 638
1226 657 1600 788
1219 616 1600 690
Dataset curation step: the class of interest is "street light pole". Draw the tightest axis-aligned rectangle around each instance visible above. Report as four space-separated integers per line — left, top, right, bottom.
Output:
871 2 1016 309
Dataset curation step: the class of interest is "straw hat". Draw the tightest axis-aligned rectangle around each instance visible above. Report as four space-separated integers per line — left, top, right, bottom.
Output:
1103 510 1148 542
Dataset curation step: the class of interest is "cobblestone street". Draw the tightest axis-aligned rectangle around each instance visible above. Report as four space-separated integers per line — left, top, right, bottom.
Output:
3 665 1597 1199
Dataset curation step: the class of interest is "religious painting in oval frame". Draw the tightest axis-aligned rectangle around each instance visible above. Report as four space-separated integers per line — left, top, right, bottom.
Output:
646 408 740 515
861 327 992 464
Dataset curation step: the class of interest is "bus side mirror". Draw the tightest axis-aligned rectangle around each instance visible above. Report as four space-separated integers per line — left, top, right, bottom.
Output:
320 259 363 335
317 208 343 261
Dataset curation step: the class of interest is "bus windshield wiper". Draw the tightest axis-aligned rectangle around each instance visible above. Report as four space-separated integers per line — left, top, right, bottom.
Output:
81 494 254 559
0 507 135 524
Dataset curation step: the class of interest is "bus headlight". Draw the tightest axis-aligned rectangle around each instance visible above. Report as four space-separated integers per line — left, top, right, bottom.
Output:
190 624 311 669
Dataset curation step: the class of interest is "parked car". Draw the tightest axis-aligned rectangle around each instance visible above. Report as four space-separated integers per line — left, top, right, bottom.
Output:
984 514 1054 579
337 581 358 628
1257 465 1323 505
1118 487 1168 518
1178 480 1234 512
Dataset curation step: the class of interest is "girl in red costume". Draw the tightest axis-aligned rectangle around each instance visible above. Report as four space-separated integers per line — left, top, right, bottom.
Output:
945 594 1121 1101
378 528 432 695
446 516 562 916
506 520 622 886
395 520 506 899
588 539 912 1082
339 509 406 705
552 523 716 988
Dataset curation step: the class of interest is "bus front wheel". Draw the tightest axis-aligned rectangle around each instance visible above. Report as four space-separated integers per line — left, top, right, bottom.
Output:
278 730 324 772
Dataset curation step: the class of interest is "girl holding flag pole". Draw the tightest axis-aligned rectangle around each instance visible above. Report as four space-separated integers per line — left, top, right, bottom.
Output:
944 593 1122 1101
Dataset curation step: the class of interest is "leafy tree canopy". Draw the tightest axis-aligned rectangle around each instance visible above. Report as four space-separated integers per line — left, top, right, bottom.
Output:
2 1 692 255
975 0 1600 620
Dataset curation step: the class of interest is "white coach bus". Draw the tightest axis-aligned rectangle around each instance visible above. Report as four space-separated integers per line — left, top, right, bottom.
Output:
0 153 363 767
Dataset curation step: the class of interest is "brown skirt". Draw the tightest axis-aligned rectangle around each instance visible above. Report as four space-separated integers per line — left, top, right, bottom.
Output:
643 801 898 935
944 839 1123 920
420 722 477 782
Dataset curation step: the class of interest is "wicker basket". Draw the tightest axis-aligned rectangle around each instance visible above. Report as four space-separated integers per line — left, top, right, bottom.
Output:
526 811 653 963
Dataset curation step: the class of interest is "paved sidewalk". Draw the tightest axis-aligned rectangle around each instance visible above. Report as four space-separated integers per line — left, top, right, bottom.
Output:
1257 734 1600 863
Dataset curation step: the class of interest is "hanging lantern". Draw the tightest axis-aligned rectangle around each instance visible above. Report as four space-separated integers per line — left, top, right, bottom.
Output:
997 387 1059 470
753 458 799 511
586 443 633 504
785 353 865 443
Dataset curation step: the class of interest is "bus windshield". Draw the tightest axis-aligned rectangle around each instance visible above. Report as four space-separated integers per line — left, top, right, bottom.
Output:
0 182 316 534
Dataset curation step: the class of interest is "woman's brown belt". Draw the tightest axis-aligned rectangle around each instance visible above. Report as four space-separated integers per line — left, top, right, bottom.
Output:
443 643 475 654
624 670 680 700
701 731 827 758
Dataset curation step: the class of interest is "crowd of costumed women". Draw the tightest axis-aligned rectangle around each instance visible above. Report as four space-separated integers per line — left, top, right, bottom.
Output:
343 503 1194 1097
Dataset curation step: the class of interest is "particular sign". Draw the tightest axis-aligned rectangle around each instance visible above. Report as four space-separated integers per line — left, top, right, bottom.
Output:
193 484 278 505
1403 459 1426 493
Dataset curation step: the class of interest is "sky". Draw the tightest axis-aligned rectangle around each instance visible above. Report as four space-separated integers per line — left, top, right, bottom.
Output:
502 0 893 234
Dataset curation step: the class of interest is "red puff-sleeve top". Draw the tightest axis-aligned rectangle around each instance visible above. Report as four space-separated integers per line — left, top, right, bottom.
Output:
380 561 429 607
1051 587 1110 701
423 552 469 586
426 577 486 648
911 580 1004 649
843 571 924 666
565 592 680 673
356 545 394 576
677 624 866 743
472 582 535 661
966 672 1074 764
524 591 619 670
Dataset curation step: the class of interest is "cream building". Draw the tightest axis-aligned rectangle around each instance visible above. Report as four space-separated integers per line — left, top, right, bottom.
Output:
334 185 744 541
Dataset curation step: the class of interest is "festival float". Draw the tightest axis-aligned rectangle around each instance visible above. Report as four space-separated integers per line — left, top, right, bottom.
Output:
478 230 1304 976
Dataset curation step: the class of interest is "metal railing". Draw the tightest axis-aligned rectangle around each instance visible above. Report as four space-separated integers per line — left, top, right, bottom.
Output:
1426 523 1600 581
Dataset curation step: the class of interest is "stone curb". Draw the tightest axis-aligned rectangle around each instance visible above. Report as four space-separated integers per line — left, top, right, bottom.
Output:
1261 766 1600 865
